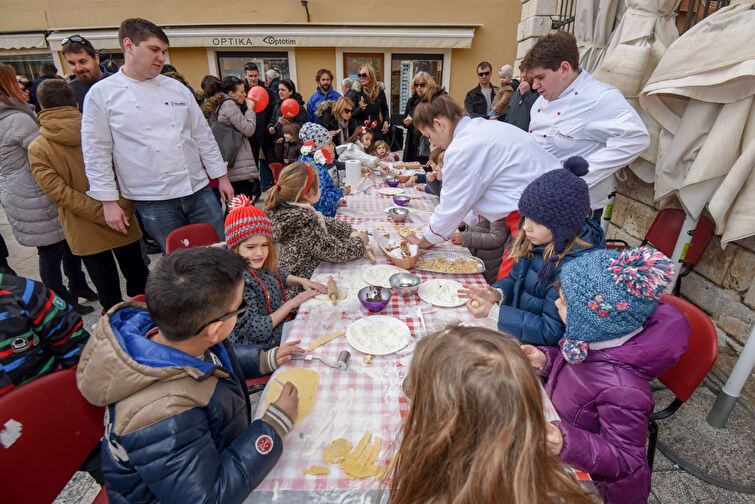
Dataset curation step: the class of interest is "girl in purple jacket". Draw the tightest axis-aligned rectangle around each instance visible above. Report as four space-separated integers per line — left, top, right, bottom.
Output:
522 247 690 504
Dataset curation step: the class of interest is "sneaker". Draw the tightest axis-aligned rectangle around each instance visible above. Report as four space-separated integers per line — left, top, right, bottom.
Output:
145 240 162 255
73 303 95 315
70 286 99 302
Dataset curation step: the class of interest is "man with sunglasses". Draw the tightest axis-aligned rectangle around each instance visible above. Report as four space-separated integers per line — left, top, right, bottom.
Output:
77 246 302 503
464 61 498 119
62 35 112 111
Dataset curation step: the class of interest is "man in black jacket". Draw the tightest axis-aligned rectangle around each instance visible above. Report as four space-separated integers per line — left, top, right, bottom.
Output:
62 35 112 112
244 63 276 190
464 61 498 119
29 62 60 111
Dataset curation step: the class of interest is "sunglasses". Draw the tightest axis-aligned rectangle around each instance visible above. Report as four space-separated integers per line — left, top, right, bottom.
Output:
61 35 95 50
191 299 247 336
415 82 427 88
358 73 369 79
344 108 353 113
478 71 491 77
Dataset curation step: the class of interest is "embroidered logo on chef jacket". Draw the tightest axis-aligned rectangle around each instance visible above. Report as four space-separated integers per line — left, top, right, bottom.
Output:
168 101 187 107
255 434 274 455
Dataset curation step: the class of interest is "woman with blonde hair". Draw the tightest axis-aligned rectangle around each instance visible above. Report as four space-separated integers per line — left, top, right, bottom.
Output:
346 63 390 138
402 71 440 163
389 325 596 504
317 96 357 146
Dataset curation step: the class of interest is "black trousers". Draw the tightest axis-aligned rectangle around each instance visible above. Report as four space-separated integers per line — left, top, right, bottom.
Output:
231 179 261 202
81 240 149 311
36 240 88 305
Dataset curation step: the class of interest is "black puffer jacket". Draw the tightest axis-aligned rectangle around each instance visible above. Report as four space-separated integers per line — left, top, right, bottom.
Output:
267 93 307 143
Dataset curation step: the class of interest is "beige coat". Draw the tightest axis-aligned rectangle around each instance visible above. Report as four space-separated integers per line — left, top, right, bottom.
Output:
28 107 142 256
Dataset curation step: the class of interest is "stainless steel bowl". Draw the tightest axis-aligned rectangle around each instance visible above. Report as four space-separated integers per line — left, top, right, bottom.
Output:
389 272 421 296
387 207 409 222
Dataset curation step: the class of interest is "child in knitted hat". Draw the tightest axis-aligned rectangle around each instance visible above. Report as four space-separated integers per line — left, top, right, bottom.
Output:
225 194 328 351
298 122 350 218
462 156 604 345
521 246 690 504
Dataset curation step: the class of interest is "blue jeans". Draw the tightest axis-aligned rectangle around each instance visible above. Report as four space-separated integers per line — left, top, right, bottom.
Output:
258 159 273 190
135 185 225 253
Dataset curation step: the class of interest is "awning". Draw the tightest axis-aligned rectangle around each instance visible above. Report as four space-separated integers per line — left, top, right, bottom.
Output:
48 24 477 51
0 33 47 50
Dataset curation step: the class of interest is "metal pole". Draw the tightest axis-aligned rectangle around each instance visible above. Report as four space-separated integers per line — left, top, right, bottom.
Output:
667 213 698 289
707 325 755 428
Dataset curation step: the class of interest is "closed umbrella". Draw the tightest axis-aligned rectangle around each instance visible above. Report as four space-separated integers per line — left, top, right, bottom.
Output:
574 0 623 72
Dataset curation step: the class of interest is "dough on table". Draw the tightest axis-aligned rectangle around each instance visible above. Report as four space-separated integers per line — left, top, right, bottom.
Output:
302 466 330 476
262 368 319 424
338 432 383 479
322 438 352 464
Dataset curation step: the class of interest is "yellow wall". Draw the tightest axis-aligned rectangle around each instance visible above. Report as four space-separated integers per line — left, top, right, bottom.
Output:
168 48 210 91
294 47 337 99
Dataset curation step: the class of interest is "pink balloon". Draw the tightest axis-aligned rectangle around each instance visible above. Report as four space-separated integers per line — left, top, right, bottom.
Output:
280 98 300 119
247 86 269 113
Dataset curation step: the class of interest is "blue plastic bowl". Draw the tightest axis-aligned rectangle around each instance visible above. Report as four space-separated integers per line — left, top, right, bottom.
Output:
385 177 400 187
358 286 392 313
393 195 411 206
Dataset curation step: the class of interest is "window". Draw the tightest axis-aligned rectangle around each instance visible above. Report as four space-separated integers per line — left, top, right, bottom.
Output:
0 53 54 80
390 54 443 120
216 51 290 81
343 53 384 82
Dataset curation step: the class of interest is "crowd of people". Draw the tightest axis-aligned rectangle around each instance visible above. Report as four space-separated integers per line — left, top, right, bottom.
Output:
0 15 692 504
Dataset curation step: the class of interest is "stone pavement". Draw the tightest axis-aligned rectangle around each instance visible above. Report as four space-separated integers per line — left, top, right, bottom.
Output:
1 208 751 503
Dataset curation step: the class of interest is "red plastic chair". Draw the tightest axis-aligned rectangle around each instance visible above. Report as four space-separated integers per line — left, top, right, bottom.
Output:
647 295 718 470
0 368 107 503
607 208 715 294
269 162 285 184
164 223 220 254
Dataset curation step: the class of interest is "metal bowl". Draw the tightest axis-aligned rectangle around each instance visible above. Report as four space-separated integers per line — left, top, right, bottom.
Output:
387 207 409 222
390 272 421 296
358 286 392 313
385 177 400 187
393 195 411 206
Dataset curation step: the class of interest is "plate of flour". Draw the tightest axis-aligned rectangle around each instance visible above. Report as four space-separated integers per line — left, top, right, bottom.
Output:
346 316 411 356
418 279 466 308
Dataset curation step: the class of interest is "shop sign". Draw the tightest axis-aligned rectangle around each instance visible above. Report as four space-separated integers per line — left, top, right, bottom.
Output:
211 36 297 47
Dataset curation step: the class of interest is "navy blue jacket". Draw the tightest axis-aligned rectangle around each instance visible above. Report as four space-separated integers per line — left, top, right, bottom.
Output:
493 219 605 345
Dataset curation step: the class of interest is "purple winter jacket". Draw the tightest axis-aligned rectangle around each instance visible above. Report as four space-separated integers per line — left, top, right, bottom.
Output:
538 303 689 504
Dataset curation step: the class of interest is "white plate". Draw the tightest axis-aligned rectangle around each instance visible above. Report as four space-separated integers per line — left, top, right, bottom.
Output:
346 316 411 356
418 279 466 307
362 264 408 289
378 187 406 196
384 206 412 215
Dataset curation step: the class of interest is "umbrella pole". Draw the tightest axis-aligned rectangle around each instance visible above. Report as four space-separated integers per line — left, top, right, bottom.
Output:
707 326 755 429
667 213 699 288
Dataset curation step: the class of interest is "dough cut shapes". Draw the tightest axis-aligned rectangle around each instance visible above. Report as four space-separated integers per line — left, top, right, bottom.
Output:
338 432 383 479
305 329 345 352
322 438 353 464
262 368 319 424
301 466 330 476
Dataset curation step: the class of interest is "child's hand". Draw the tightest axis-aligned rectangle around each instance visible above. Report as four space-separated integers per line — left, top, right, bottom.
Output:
268 126 276 135
546 422 564 456
359 231 369 245
338 199 347 207
292 289 320 307
466 294 493 318
330 130 339 137
275 339 304 367
450 231 463 245
299 279 327 293
271 382 299 425
521 345 547 369
426 172 437 182
415 183 427 192
343 185 352 195
458 286 500 304
405 176 417 187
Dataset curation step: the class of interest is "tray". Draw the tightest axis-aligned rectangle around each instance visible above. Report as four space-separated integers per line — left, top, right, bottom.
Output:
414 251 486 275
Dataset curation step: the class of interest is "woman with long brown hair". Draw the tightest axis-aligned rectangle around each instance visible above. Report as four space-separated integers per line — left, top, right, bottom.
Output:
389 326 596 504
345 63 390 139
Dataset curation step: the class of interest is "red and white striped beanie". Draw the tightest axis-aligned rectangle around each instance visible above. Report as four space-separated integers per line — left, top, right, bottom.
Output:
224 195 273 248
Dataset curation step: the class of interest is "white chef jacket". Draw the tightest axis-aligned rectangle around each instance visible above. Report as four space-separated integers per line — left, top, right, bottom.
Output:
529 70 649 208
82 69 227 202
422 117 561 245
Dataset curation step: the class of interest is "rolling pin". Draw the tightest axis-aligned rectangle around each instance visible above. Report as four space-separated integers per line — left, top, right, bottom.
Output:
327 276 338 305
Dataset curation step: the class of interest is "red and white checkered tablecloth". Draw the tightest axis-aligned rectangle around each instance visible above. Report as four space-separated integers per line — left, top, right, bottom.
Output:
245 175 590 502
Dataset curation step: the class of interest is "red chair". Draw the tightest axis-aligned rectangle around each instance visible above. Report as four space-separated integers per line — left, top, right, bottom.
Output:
164 223 220 254
607 208 715 294
269 162 285 184
0 368 107 503
647 294 718 470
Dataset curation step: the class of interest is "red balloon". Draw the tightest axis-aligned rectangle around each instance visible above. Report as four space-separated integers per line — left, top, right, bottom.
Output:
280 98 300 119
247 86 269 113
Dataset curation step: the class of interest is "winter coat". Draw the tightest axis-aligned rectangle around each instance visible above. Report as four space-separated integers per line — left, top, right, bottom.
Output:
267 93 307 144
1 274 89 397
402 93 425 163
244 83 275 150
346 81 390 133
203 94 258 183
300 154 343 218
461 218 508 284
493 219 604 345
316 100 357 146
70 65 112 112
269 203 365 297
464 84 498 118
539 303 689 504
275 139 302 165
506 88 539 132
231 268 291 350
491 83 515 118
0 100 65 247
28 107 142 256
76 301 285 504
306 88 341 123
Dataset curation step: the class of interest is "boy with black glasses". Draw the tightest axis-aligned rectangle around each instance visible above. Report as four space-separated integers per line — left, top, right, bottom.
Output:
76 246 301 503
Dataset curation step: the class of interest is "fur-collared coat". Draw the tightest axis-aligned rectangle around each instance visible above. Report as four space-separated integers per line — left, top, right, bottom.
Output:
345 81 390 130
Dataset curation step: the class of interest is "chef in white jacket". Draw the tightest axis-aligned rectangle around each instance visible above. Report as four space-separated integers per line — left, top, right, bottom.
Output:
406 93 561 249
522 31 649 218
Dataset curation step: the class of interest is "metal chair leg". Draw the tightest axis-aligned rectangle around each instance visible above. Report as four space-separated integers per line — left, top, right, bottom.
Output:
648 419 659 471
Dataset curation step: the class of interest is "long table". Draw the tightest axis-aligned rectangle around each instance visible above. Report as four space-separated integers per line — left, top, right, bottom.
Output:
245 176 587 503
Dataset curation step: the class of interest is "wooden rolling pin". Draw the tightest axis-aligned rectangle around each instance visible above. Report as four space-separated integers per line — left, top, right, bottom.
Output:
327 276 338 305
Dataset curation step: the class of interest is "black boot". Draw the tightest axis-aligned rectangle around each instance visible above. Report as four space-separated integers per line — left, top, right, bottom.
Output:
70 285 99 302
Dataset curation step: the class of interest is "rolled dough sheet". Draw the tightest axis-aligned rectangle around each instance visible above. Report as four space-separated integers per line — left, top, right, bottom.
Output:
262 368 320 424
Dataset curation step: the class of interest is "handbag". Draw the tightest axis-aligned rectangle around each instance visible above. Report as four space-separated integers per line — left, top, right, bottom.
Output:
208 99 244 167
417 134 431 158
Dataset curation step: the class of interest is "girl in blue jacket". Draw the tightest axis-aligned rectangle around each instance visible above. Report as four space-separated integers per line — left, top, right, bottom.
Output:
297 122 349 218
462 157 604 345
